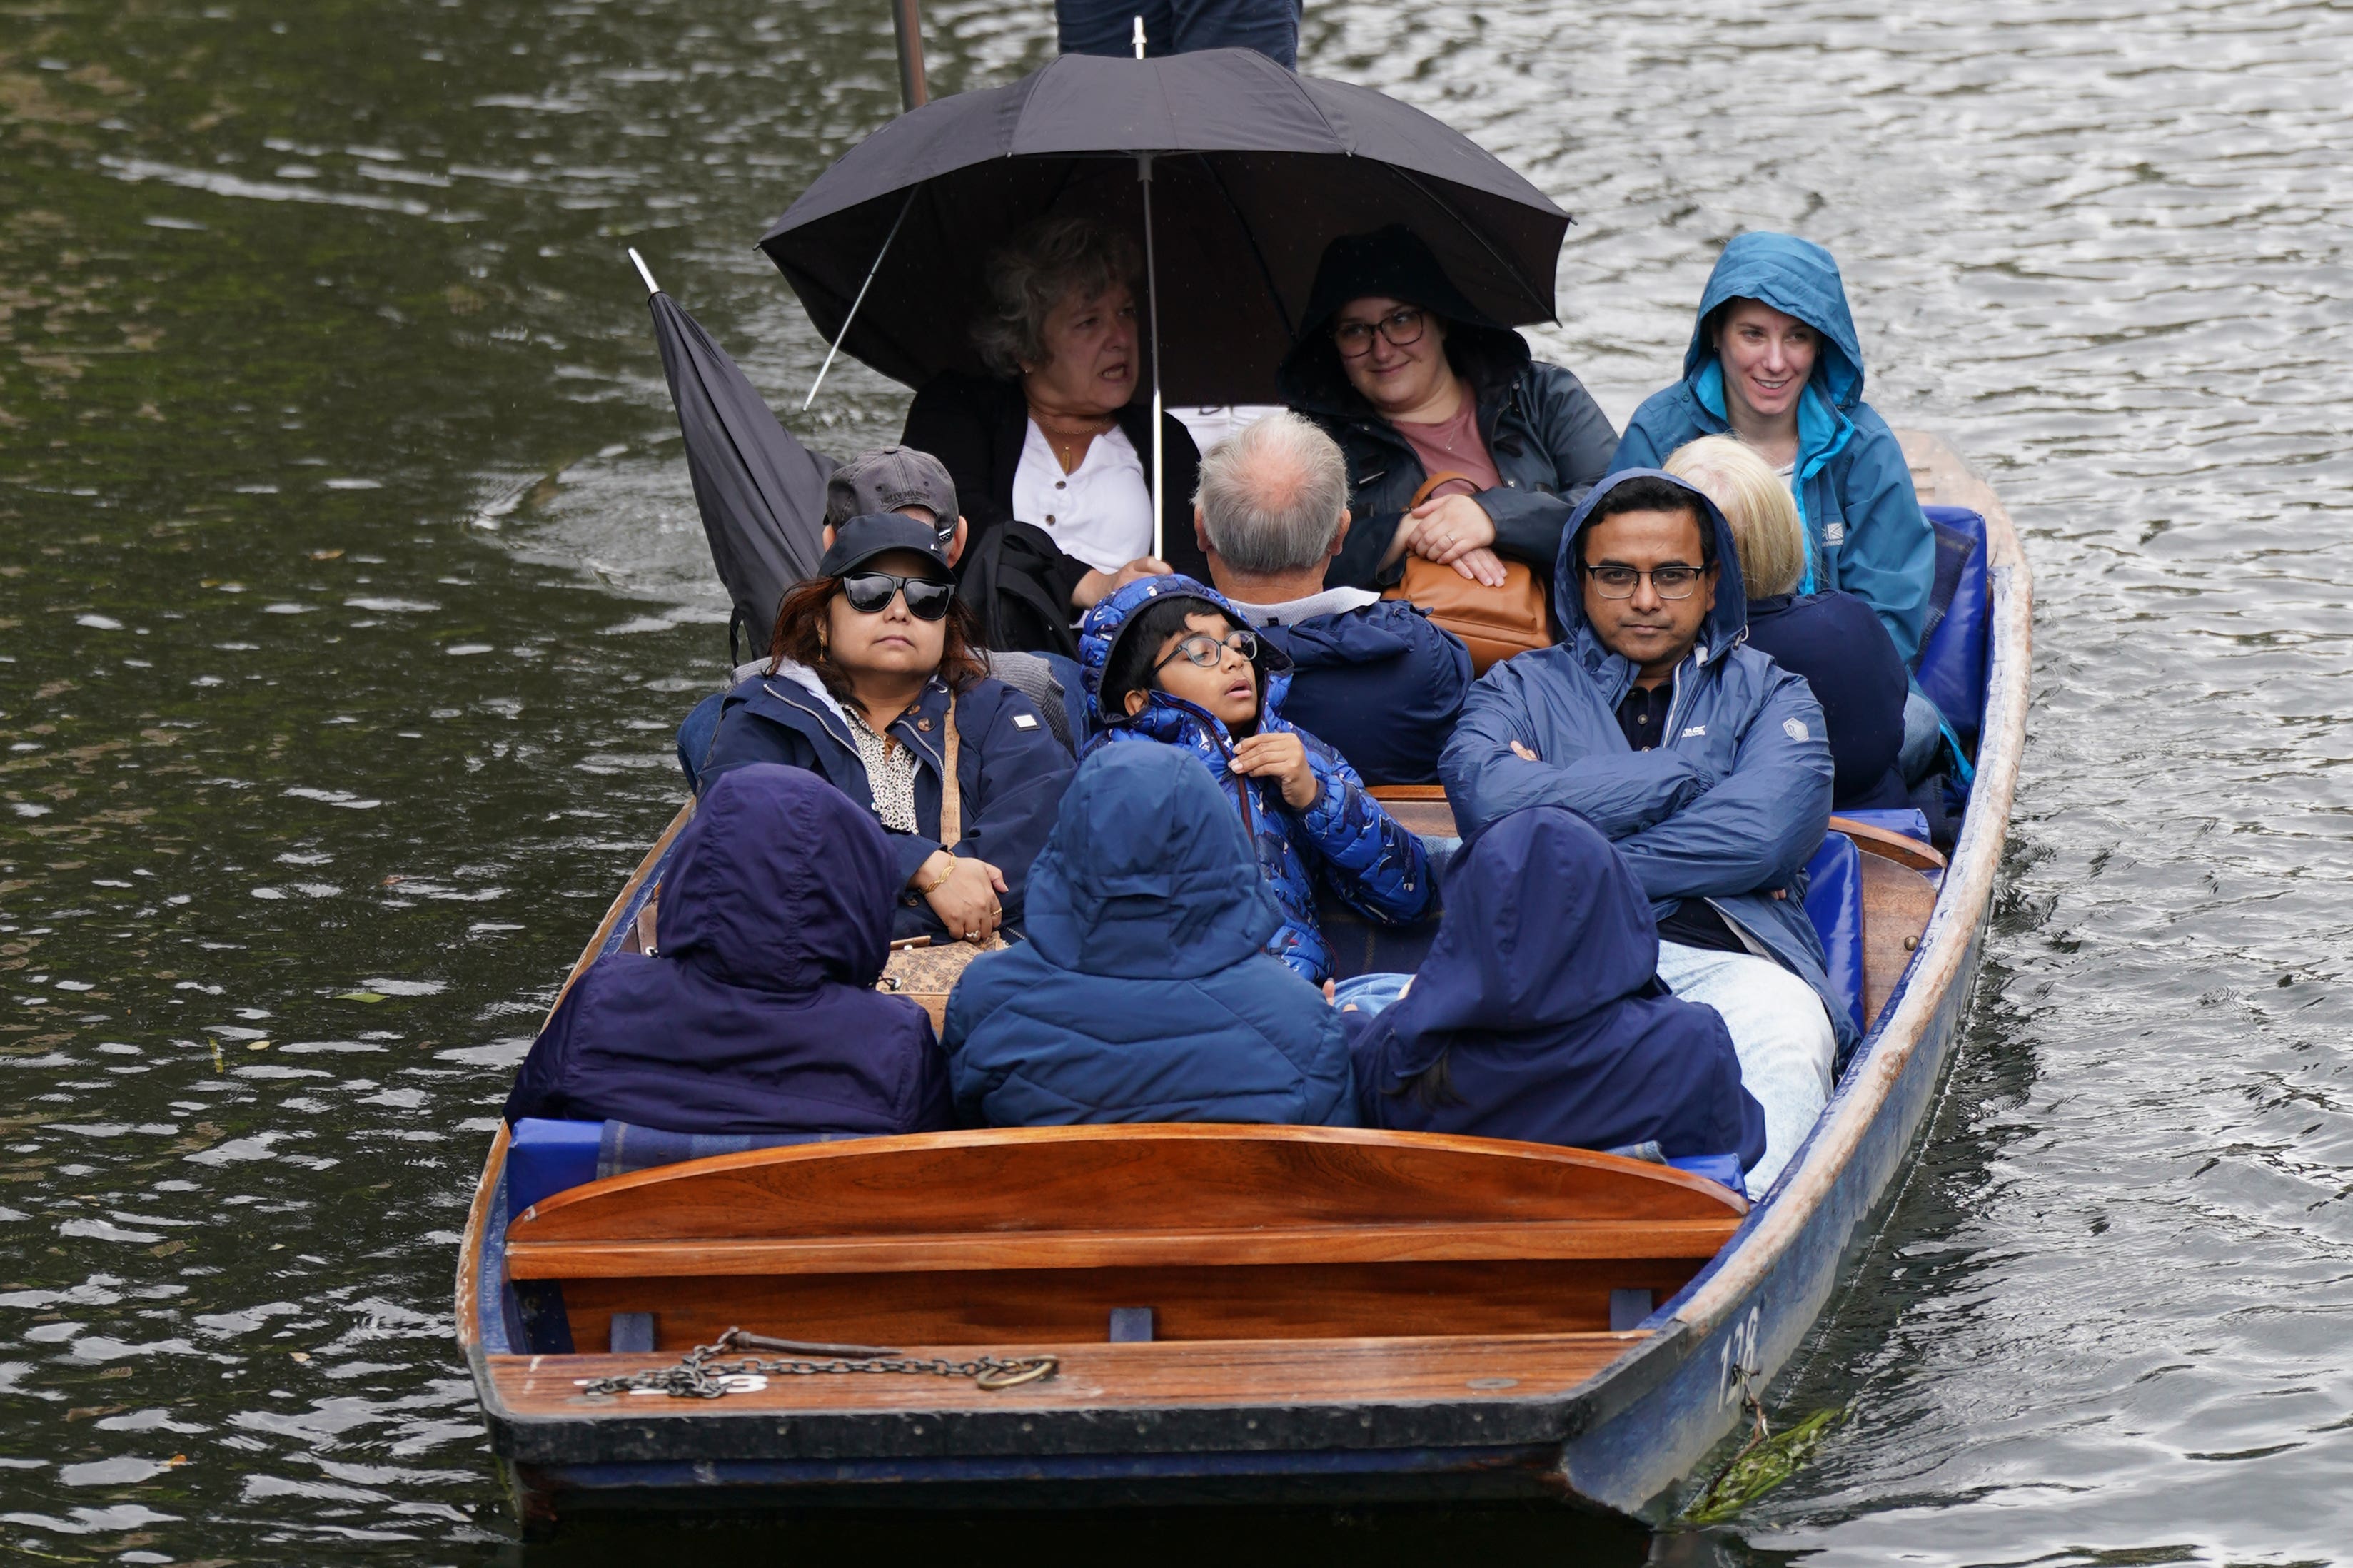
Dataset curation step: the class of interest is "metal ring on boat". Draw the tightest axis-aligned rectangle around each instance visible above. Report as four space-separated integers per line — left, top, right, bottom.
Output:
975 1356 1059 1390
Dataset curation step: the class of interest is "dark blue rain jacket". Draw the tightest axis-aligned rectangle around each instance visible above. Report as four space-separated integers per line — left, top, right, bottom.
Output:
1746 590 1908 809
1251 597 1472 785
1077 575 1433 983
1438 470 1858 1060
1349 806 1765 1173
944 744 1355 1128
700 663 1073 942
503 765 952 1136
1610 233 1936 662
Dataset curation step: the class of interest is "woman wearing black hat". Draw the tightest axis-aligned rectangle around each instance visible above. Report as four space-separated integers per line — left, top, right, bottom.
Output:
1278 225 1619 596
700 514 1077 948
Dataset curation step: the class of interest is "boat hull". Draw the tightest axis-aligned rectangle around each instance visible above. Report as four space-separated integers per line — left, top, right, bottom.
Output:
460 432 2030 1524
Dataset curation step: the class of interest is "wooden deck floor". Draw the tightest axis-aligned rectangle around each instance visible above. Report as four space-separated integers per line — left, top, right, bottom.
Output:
490 1330 1643 1421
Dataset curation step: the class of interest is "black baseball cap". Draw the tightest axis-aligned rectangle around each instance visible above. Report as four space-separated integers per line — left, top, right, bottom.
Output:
817 513 954 580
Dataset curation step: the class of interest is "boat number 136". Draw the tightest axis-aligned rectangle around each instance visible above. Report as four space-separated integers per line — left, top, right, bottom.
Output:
1718 1305 1762 1408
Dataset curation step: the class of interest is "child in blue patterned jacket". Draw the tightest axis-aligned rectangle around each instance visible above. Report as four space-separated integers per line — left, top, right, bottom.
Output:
1077 575 1433 983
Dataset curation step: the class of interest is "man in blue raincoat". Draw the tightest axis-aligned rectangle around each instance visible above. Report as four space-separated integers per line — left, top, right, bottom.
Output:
1439 470 1846 1192
1610 233 1943 777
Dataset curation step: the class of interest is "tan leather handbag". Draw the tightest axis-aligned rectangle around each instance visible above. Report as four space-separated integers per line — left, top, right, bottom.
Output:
877 712 1003 1030
1379 470 1555 674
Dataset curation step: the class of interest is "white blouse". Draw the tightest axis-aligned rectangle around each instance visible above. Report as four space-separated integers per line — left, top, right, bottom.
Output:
1009 419 1156 575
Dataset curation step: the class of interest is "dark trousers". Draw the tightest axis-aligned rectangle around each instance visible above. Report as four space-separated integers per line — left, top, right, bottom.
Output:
1056 0 1300 69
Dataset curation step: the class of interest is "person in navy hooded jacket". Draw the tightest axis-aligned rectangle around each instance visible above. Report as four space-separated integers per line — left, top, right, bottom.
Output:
1191 410 1471 785
944 744 1354 1128
1439 470 1843 1192
503 764 952 1137
1077 574 1433 985
1346 805 1765 1193
700 514 1074 948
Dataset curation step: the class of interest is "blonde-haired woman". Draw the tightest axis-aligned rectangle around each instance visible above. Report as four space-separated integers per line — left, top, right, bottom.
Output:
1666 435 1910 811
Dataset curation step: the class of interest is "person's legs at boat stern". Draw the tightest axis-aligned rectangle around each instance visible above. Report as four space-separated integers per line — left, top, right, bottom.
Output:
1653 941 1835 1195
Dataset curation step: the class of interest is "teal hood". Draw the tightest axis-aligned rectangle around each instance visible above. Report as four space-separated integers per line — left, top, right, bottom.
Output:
1683 232 1866 411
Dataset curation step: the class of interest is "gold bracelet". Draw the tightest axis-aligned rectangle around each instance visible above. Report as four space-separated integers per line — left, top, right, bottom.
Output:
919 856 957 895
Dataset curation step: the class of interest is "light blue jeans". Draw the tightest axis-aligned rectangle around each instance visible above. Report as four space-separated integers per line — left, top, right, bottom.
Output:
1900 689 1943 784
1654 942 1836 1196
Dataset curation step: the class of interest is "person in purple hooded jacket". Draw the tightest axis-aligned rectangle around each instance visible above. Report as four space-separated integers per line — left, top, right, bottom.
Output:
502 764 951 1137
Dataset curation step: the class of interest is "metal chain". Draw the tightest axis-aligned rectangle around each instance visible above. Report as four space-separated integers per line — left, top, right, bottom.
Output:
578 1327 1059 1400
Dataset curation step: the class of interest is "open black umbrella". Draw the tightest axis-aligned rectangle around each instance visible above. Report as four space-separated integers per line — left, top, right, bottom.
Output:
633 251 833 664
759 47 1571 411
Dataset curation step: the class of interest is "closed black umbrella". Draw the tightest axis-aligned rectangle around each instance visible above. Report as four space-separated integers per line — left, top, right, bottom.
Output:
758 47 1571 409
635 251 834 664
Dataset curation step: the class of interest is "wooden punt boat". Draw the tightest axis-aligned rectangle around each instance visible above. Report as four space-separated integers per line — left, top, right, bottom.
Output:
456 431 2029 1527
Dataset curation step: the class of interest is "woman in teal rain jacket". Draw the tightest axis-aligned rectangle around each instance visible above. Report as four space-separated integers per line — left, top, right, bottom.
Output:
1611 233 1935 667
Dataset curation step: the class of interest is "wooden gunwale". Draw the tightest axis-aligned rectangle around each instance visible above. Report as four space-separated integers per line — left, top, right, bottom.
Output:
455 430 2029 1518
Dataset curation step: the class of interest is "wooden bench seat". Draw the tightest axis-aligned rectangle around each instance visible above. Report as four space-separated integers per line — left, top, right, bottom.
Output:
503 1125 1745 1353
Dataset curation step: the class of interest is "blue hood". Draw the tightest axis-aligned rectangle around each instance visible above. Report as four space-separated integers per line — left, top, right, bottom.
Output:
1683 232 1865 410
1023 744 1283 981
1077 573 1292 737
1374 807 1661 1078
1266 601 1421 669
500 764 952 1137
1555 468 1750 670
1352 806 1766 1168
656 762 895 991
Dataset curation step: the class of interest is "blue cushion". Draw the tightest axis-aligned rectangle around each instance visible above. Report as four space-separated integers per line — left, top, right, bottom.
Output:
506 1118 603 1220
1917 506 1990 741
1802 832 1867 1040
1837 807 1932 845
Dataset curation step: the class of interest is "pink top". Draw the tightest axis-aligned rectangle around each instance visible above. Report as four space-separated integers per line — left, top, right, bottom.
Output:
1393 402 1502 502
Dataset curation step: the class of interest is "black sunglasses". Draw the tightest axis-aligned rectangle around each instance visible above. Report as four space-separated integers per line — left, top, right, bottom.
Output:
839 570 954 622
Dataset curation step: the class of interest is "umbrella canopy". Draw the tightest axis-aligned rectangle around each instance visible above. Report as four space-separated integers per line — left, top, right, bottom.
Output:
645 284 834 661
759 48 1570 407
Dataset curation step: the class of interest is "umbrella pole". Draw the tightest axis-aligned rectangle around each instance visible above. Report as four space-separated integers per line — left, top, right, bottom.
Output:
1139 153 1164 560
800 189 917 413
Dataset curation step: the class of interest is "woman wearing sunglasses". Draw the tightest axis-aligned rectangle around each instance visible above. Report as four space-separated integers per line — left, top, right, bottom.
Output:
1276 225 1618 596
700 515 1076 947
1074 576 1432 985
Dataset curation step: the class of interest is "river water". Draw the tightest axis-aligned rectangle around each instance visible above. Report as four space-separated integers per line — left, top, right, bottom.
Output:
4 0 2350 1560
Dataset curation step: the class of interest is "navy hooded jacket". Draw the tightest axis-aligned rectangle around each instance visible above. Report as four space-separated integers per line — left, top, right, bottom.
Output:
700 663 1073 942
1438 469 1857 1061
503 765 952 1136
1243 594 1473 785
1610 233 1936 662
944 744 1355 1128
1745 590 1909 810
1349 806 1765 1173
1077 575 1434 983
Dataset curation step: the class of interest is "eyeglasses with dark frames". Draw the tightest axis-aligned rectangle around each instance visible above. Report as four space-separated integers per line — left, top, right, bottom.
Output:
1331 307 1429 359
1152 627 1259 674
1581 564 1708 600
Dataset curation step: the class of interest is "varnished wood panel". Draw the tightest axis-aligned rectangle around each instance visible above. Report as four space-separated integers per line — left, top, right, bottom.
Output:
1859 852 1938 1030
553 1256 1710 1350
1829 814 1947 873
489 1331 1642 1421
508 1216 1738 1282
507 1126 1745 1245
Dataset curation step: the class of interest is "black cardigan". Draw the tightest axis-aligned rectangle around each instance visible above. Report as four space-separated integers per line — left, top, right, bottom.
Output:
902 373 1211 610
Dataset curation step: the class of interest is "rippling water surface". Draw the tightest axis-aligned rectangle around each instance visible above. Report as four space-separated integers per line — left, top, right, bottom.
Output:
4 0 2350 1560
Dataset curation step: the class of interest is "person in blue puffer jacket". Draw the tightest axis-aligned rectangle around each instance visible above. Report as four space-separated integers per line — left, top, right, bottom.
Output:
1611 233 1940 777
944 744 1354 1128
1077 575 1433 984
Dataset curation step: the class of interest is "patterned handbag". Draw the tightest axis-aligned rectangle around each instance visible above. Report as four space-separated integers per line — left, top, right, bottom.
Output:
877 712 1002 1028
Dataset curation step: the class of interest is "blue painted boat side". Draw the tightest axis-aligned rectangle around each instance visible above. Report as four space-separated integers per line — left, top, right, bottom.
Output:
1560 903 1990 1514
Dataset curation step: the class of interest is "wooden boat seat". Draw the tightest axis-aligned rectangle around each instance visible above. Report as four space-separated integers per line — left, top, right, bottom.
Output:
503 1125 1745 1355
